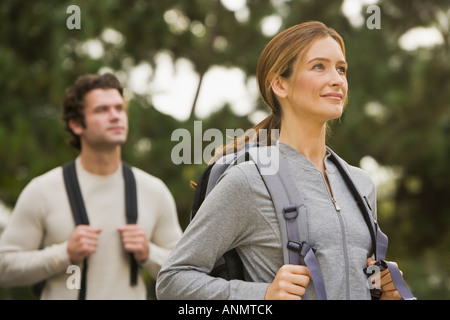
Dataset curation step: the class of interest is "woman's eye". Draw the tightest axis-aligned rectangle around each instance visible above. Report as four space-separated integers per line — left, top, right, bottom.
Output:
313 64 324 70
337 66 347 74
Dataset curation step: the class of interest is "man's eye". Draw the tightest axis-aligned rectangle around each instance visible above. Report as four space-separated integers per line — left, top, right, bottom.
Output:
96 106 108 113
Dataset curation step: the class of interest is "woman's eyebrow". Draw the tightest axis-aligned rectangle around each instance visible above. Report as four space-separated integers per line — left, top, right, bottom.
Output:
307 57 347 65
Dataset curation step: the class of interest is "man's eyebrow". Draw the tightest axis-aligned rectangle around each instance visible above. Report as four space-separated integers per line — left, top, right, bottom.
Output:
307 57 347 65
92 103 123 109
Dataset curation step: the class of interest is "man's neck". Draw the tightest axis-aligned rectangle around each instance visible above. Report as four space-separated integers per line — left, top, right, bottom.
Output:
78 147 122 176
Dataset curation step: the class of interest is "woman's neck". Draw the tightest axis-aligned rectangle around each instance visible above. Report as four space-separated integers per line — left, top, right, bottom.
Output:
279 115 327 173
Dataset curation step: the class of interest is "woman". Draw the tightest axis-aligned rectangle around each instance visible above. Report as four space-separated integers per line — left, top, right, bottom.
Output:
156 21 403 300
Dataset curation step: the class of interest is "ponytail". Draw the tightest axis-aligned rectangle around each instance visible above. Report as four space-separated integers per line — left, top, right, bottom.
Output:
210 112 281 164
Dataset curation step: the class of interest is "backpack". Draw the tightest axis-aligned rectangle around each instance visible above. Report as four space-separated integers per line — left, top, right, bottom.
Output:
190 143 416 300
62 160 139 300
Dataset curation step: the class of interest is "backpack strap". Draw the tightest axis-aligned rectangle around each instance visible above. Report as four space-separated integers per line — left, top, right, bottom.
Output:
190 163 214 221
190 152 247 221
248 146 327 300
326 148 377 254
62 161 89 300
371 222 416 299
62 160 139 299
205 142 255 197
326 148 416 300
122 162 139 286
63 161 89 226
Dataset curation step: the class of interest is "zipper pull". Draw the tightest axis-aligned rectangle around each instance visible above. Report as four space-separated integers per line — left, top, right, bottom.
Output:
332 197 341 211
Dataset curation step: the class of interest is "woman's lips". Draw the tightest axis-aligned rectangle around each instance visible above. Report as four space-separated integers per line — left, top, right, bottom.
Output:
321 92 343 100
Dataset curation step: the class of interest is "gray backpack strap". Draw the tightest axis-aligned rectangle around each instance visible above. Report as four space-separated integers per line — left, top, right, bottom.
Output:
205 159 232 196
206 142 256 196
373 223 416 300
248 146 327 300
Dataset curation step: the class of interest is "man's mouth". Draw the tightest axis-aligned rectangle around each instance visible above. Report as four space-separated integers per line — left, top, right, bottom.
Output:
108 126 124 131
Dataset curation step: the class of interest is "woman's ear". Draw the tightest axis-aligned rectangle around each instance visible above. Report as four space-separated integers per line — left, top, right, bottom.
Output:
271 75 289 99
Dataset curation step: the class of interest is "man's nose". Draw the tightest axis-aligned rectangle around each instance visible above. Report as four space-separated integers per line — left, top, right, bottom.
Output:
109 107 121 120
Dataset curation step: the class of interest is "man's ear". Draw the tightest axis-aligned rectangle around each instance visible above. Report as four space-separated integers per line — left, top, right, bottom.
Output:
68 118 83 136
271 75 289 99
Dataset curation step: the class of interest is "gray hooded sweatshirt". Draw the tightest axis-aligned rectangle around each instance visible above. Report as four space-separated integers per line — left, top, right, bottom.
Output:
156 143 377 300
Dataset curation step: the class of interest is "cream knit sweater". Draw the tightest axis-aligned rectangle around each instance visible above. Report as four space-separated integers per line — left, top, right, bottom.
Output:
0 157 183 299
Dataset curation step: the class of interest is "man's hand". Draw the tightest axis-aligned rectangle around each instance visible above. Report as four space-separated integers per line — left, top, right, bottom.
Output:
265 264 311 300
67 225 102 264
117 224 149 263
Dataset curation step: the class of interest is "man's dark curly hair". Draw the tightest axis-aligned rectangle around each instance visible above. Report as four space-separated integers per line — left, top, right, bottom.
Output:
62 73 124 150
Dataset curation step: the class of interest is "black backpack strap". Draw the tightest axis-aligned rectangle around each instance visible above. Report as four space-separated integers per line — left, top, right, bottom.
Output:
325 148 377 255
326 148 416 300
63 161 89 225
190 163 214 221
62 160 89 300
122 162 138 286
62 161 140 299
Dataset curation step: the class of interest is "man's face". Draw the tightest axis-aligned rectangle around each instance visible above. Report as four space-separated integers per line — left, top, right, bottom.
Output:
71 88 128 150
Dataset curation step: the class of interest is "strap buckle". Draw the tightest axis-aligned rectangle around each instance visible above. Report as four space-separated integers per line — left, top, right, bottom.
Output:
287 241 317 255
283 205 298 220
363 259 387 276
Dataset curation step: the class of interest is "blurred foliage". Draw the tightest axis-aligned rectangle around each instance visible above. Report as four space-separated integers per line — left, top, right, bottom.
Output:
0 0 449 299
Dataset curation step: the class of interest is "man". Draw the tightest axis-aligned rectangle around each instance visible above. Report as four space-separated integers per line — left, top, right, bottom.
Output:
0 73 183 299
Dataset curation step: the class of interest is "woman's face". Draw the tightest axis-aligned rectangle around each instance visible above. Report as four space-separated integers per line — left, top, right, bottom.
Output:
278 36 348 124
